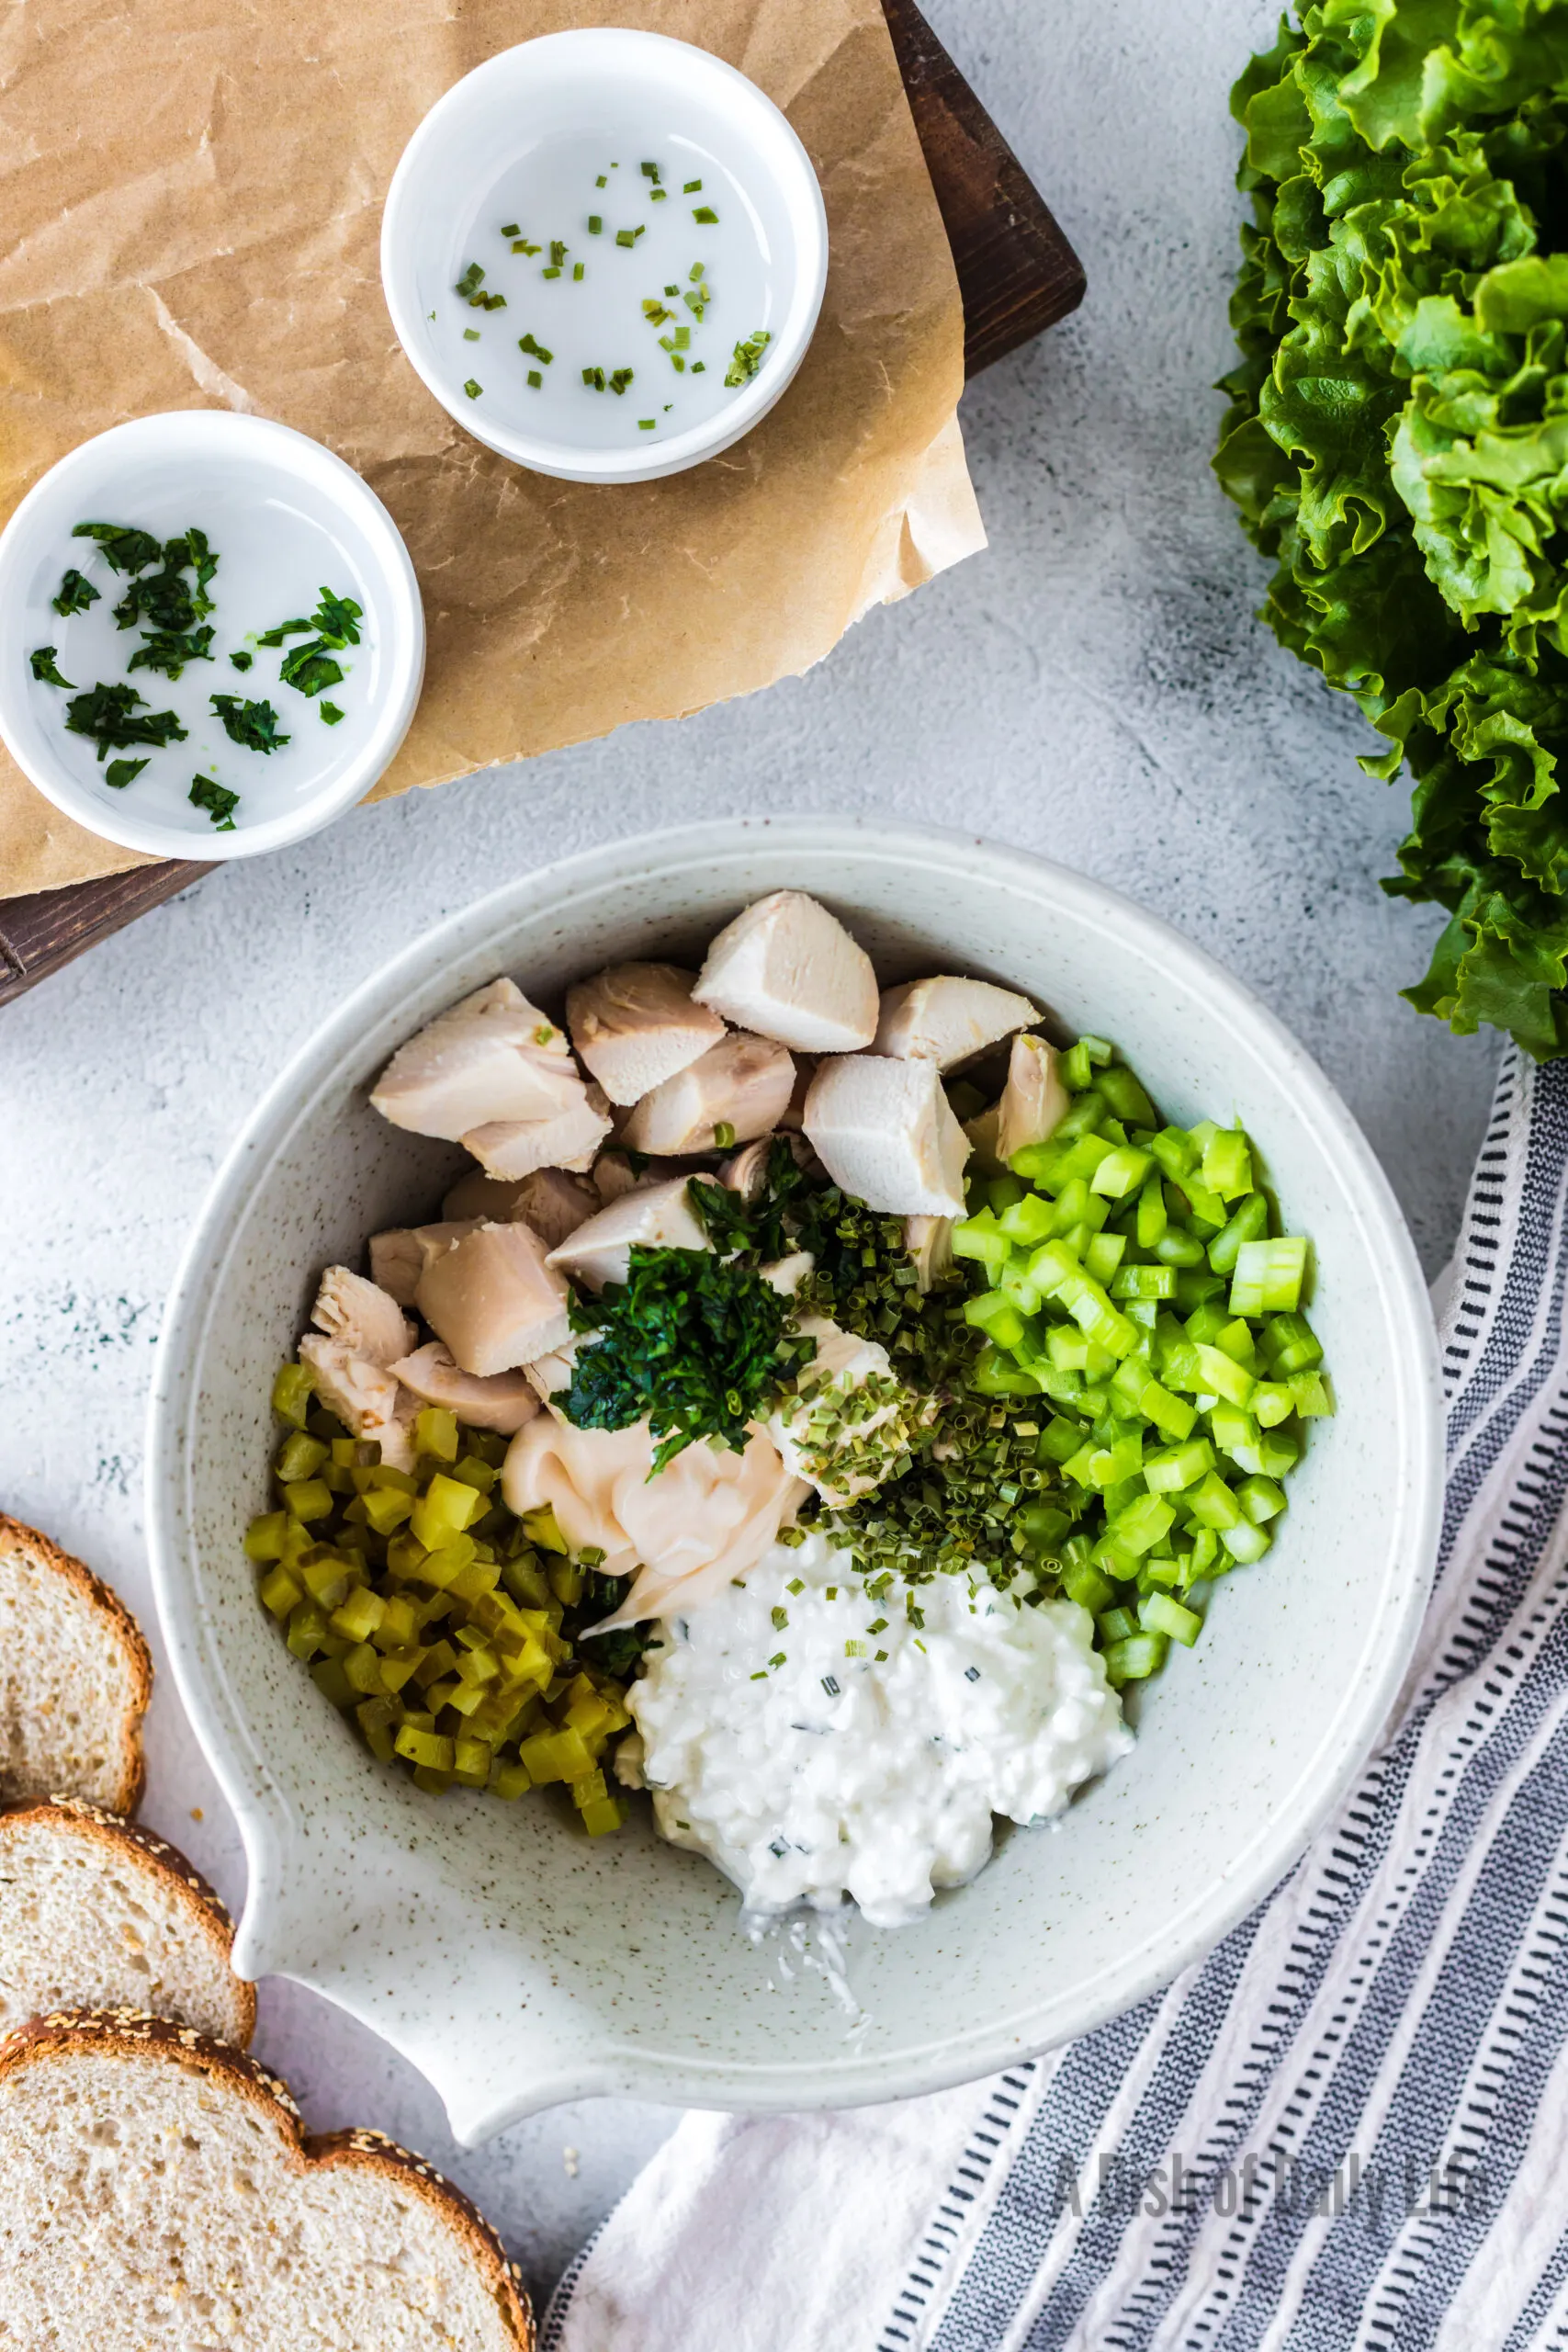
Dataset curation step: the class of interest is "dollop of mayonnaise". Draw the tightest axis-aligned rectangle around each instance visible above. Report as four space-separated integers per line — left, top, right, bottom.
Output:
623 1531 1134 1928
502 1411 807 1627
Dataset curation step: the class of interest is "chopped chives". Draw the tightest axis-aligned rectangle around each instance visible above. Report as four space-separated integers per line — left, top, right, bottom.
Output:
549 241 567 267
664 283 679 295
683 178 703 193
500 221 520 237
610 367 634 393
650 187 667 201
463 379 481 398
512 237 541 255
595 173 607 187
518 332 553 363
637 418 655 429
542 266 560 278
463 327 479 340
693 205 718 223
582 366 606 390
615 226 644 246
588 214 603 234
692 360 705 372
690 264 705 278
674 326 690 347
573 262 585 280
454 261 484 298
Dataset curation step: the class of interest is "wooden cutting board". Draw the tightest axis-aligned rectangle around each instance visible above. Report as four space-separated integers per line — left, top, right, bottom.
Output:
0 0 1083 1009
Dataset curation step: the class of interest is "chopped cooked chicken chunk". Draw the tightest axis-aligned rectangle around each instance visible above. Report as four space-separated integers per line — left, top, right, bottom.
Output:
779 1056 814 1129
546 1173 714 1292
765 1317 924 1507
760 1250 814 1296
369 978 581 1141
442 1170 534 1222
464 1083 613 1181
566 962 728 1105
388 1341 540 1435
524 1338 580 1401
803 1056 970 1217
310 1266 413 1365
297 1337 416 1471
905 1214 955 1293
996 1034 1069 1162
620 1032 795 1155
592 1151 640 1205
502 1413 806 1627
414 1222 572 1377
874 976 1040 1071
500 1167 599 1251
368 1221 479 1307
692 891 878 1053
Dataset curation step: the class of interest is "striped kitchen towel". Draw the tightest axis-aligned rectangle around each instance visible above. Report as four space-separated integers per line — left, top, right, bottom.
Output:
547 1044 1568 2352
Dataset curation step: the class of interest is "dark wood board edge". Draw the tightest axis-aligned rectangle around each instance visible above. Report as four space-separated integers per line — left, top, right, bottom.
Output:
883 0 1086 374
0 859 213 1007
0 0 1084 1012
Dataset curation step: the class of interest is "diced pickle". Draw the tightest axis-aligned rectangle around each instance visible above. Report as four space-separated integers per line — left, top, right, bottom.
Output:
258 1564 304 1620
414 1407 459 1464
344 1642 383 1695
271 1361 316 1429
410 1473 484 1551
284 1477 334 1523
276 1431 329 1484
490 1758 532 1800
331 1587 385 1643
244 1510 291 1562
310 1657 355 1708
581 1795 626 1837
453 1736 492 1785
395 1724 455 1771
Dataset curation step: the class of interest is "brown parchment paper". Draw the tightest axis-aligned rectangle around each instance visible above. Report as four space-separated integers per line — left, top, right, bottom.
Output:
0 0 983 895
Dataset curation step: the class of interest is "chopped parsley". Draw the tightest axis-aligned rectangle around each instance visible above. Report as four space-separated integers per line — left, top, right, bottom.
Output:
257 588 361 700
71 521 161 575
104 757 149 789
63 682 186 759
28 647 73 688
109 528 219 634
210 694 289 753
188 773 240 830
683 179 703 194
519 333 553 365
320 701 344 726
230 650 254 672
561 1241 815 1473
501 221 520 238
51 569 98 617
725 329 773 388
128 625 214 680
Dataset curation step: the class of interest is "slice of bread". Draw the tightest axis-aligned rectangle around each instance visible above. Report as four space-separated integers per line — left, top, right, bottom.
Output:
0 1800 254 2047
0 1514 151 1814
0 2012 536 2349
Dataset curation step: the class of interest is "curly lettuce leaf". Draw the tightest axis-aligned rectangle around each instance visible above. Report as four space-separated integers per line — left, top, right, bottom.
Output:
1216 0 1568 1055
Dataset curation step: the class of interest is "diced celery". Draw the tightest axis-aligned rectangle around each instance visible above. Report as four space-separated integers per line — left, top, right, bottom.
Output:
395 1724 456 1771
1291 1370 1333 1417
1221 1518 1272 1565
1186 1470 1242 1530
1145 1436 1215 1492
244 1510 291 1564
310 1657 355 1708
1046 1179 1094 1237
1201 1128 1253 1200
1038 1416 1086 1464
1103 1631 1168 1686
1097 1605 1138 1644
1085 1231 1126 1284
1140 1591 1201 1646
1174 1269 1226 1311
998 1193 1055 1247
1149 1126 1198 1182
1090 1144 1153 1200
1257 1427 1301 1479
1209 1405 1261 1465
1237 1476 1286 1523
1153 1227 1206 1269
276 1432 329 1484
998 1259 1043 1314
1098 1064 1156 1125
1061 1040 1095 1090
271 1361 315 1430
1135 1172 1168 1250
984 1173 1028 1213
1260 1311 1323 1376
953 1212 1012 1272
1251 1380 1295 1428
1107 1492 1175 1556
1229 1237 1308 1315
1209 1191 1269 1277
1063 1560 1116 1613
1180 1179 1228 1230
971 1344 1041 1396
1193 1344 1255 1408
1111 1264 1177 1302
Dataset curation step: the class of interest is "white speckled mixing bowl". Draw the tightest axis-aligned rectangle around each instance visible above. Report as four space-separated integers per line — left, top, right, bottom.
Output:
146 816 1441 2145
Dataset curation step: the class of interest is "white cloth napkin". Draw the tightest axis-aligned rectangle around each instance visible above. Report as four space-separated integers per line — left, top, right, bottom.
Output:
548 1045 1568 2352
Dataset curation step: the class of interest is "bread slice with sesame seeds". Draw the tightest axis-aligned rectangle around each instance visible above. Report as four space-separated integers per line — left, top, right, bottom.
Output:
0 1800 254 2047
0 1514 151 1815
0 2012 536 2350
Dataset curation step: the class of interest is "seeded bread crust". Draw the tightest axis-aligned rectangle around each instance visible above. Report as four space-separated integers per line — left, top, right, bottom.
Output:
0 2010 536 2348
0 1797 256 2047
0 1514 152 1815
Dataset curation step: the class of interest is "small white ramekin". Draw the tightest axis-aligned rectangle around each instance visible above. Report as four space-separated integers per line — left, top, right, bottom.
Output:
0 413 424 863
380 29 829 485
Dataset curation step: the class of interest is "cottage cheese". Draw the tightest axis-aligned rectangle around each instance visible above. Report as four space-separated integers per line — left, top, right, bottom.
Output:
621 1531 1133 1927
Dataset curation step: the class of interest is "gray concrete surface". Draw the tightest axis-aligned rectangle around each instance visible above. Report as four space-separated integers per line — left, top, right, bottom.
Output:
0 0 1499 2310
